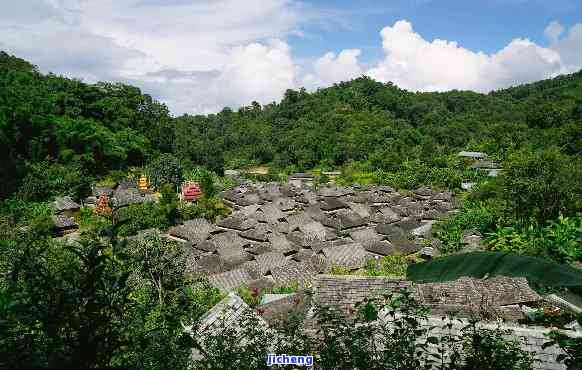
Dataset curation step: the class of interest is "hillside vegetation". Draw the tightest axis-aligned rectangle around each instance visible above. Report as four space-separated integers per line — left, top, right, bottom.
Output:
2 50 581 259
1 51 582 369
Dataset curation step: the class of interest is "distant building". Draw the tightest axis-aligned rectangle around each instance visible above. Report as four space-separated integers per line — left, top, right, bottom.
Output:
458 151 487 159
461 182 476 190
288 173 315 188
224 169 240 177
53 196 80 216
52 214 78 235
471 160 503 177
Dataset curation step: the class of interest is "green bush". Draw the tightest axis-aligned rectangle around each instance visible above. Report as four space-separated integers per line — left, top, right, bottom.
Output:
493 148 582 223
0 197 52 225
179 197 229 222
436 202 497 253
363 255 409 277
147 153 183 190
486 215 582 263
330 264 351 275
19 161 91 202
114 202 171 236
375 160 483 190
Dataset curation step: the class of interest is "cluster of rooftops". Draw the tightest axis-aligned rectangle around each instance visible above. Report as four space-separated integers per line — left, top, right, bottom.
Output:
52 179 160 233
160 181 456 292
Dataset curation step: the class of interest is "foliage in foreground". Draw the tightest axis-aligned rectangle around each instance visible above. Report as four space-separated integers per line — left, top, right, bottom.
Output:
193 291 536 370
0 230 222 370
407 252 582 288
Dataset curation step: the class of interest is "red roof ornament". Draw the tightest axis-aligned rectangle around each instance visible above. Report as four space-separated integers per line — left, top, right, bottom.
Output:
182 182 202 201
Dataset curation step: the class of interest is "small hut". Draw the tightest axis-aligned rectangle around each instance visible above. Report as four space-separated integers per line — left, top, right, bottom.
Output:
52 214 78 235
53 196 80 217
471 160 502 177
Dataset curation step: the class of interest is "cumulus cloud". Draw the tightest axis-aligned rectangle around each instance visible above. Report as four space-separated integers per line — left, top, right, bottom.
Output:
365 20 564 92
305 49 363 87
0 0 308 114
212 40 297 110
550 23 582 72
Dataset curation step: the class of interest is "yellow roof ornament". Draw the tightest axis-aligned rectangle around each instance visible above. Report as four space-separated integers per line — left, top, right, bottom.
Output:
138 175 148 190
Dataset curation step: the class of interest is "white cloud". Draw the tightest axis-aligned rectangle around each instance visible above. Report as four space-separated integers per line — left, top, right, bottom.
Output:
212 40 297 110
307 49 363 87
0 0 308 114
544 20 565 43
365 20 567 92
550 23 582 73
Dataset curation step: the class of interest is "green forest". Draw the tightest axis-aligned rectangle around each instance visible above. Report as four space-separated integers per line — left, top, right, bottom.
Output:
1 50 582 369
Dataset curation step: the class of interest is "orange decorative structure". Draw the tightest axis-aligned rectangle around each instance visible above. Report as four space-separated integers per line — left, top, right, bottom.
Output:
94 194 112 216
138 175 149 190
182 182 202 202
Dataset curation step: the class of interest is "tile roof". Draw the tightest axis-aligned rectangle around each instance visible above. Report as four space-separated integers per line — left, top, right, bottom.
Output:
268 232 300 254
196 292 267 335
370 207 402 224
320 197 348 211
458 151 487 158
93 186 113 197
322 243 369 270
270 261 319 287
273 197 296 212
112 188 144 207
208 268 252 292
239 224 272 242
53 196 80 211
52 214 78 229
169 218 216 244
256 203 286 223
255 251 289 275
185 254 227 277
217 215 257 231
212 232 250 266
322 209 367 230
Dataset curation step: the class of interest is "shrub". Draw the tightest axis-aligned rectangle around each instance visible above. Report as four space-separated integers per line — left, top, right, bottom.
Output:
0 197 52 225
19 161 91 201
330 264 351 275
363 254 409 277
486 215 582 263
114 202 170 236
159 184 179 225
179 197 229 222
237 286 263 308
436 202 496 253
496 148 582 223
374 160 483 191
147 153 183 190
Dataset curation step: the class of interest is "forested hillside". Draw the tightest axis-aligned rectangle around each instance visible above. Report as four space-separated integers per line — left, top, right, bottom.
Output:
1 51 582 369
2 50 582 194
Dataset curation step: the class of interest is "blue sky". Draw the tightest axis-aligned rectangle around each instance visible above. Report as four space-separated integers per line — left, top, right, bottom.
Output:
1 0 581 114
293 0 581 60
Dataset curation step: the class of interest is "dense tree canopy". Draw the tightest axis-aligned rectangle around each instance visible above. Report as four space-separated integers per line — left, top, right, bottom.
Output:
2 50 581 201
